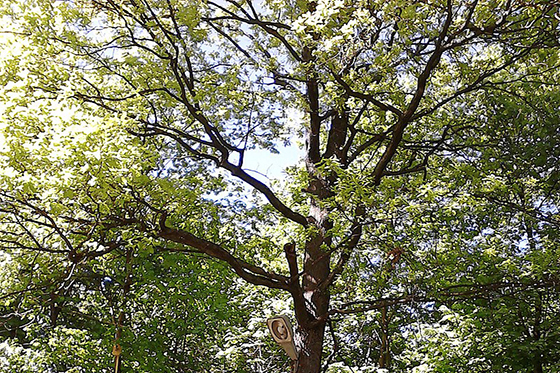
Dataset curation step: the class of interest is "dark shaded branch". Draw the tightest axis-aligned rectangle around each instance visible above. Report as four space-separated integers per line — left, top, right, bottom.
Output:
331 71 403 117
205 1 302 62
323 110 348 160
412 48 533 121
284 242 299 284
346 132 387 166
476 193 560 228
328 278 560 316
305 52 322 165
157 217 290 289
372 0 454 185
205 21 257 63
320 205 365 290
221 161 309 226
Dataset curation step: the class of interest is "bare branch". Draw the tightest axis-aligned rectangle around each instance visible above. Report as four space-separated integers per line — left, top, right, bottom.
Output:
157 216 290 289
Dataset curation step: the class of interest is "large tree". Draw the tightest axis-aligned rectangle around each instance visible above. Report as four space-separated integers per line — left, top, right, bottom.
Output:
1 0 559 372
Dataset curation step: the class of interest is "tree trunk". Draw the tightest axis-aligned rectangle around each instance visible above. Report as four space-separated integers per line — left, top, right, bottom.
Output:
294 323 327 373
533 357 543 373
292 197 332 373
378 304 390 368
532 294 543 373
294 34 343 370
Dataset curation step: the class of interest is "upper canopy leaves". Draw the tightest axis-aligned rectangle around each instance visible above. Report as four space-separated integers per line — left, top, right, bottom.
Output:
0 0 559 371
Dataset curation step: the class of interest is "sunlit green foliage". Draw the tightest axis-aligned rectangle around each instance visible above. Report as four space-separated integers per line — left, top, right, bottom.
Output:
0 0 559 372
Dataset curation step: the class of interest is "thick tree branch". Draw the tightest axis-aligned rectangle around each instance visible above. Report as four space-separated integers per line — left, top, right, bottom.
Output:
157 217 290 289
221 162 309 226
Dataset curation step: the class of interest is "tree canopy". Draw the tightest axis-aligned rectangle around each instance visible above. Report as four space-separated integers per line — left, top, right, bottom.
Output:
0 0 559 372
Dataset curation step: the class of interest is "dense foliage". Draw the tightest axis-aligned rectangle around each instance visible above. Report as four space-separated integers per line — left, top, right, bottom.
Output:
0 0 559 372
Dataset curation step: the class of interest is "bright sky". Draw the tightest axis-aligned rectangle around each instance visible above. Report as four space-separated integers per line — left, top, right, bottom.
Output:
243 142 302 182
243 107 305 182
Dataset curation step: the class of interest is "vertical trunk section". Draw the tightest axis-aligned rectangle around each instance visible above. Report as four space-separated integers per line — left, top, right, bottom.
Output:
294 26 348 371
532 294 543 373
292 165 332 373
533 357 543 373
292 209 332 372
378 304 390 368
294 323 327 373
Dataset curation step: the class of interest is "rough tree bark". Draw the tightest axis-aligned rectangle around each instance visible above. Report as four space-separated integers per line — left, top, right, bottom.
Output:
378 304 390 368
